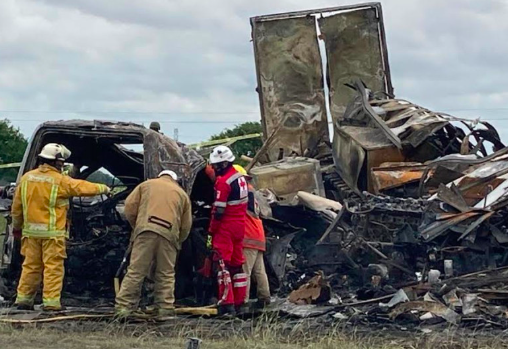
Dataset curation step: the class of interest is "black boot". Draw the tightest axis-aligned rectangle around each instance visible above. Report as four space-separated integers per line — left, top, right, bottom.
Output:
255 298 271 309
218 304 236 317
16 303 34 311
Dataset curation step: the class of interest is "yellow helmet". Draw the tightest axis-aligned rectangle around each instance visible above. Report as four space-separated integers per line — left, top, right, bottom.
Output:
233 164 247 175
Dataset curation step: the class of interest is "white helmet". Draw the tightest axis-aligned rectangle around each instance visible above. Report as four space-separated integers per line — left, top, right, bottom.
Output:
209 145 235 164
39 143 71 161
158 170 178 181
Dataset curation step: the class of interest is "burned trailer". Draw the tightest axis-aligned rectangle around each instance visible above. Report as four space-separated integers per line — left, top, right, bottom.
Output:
0 120 213 304
248 3 508 298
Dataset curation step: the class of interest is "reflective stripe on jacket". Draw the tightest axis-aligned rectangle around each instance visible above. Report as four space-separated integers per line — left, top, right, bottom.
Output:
243 184 265 251
11 164 109 238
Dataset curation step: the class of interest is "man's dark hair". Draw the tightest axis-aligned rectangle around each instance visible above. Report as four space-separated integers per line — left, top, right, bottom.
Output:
38 157 57 167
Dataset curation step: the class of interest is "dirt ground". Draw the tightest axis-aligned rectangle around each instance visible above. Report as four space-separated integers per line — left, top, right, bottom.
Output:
1 316 508 349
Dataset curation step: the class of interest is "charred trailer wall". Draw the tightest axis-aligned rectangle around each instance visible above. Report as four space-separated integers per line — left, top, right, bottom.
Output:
251 15 329 161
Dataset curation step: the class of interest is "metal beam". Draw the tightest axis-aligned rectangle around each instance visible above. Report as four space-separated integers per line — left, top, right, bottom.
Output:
187 133 261 149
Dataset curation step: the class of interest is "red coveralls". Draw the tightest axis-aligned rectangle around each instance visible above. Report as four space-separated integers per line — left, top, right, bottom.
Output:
209 166 248 307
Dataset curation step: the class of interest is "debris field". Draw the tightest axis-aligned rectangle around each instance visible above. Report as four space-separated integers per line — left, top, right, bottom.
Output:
2 2 508 333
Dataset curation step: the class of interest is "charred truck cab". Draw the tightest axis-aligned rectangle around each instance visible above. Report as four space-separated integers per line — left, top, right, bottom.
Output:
0 120 212 304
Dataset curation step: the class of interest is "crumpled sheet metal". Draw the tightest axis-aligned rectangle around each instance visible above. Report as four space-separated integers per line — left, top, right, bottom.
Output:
421 211 480 242
422 148 508 199
333 125 406 192
379 289 409 308
390 301 461 324
251 15 328 161
371 163 426 193
334 83 505 193
266 231 299 284
340 82 504 152
319 5 392 120
144 131 206 195
277 301 334 318
341 88 471 149
430 154 508 210
332 126 367 192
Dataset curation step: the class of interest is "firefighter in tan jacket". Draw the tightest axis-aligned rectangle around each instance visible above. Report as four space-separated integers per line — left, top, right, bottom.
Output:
115 170 192 317
12 143 110 310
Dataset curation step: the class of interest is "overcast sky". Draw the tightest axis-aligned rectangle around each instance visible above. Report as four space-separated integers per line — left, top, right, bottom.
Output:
1 0 507 144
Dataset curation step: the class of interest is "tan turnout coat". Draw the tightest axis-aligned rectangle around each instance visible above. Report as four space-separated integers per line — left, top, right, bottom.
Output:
124 176 192 247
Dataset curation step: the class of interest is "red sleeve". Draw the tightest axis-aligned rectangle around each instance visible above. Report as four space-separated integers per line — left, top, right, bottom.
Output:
209 179 231 234
213 179 231 209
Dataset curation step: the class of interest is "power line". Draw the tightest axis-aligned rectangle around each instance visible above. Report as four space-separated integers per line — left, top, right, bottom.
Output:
0 106 507 114
0 110 259 115
4 117 508 123
0 107 507 114
0 119 242 124
2 108 508 124
440 108 508 112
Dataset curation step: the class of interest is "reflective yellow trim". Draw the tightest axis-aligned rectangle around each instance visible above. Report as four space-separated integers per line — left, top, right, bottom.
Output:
16 293 35 305
43 297 61 308
48 184 59 231
22 229 67 238
96 183 107 194
21 181 28 224
26 223 49 231
56 199 69 207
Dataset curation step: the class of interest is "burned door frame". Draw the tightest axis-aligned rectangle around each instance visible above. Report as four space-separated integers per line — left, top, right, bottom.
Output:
17 122 146 182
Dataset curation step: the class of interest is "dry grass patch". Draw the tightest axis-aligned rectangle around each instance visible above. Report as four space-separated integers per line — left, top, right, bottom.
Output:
0 317 507 349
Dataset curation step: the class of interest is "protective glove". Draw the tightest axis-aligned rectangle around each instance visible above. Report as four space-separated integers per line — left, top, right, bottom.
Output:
12 228 22 240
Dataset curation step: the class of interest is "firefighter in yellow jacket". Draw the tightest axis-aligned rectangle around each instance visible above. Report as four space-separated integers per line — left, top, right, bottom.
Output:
11 143 110 311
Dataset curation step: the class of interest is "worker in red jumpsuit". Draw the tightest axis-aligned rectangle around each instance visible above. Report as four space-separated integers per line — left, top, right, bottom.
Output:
208 145 248 315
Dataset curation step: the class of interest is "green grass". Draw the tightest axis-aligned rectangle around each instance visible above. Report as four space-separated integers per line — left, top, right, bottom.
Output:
1 319 507 349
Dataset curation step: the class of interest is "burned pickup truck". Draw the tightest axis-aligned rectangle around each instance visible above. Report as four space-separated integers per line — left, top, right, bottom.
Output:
0 120 216 304
0 120 303 306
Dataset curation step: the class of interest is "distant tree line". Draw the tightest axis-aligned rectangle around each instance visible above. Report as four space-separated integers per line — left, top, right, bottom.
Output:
0 119 27 184
209 121 263 166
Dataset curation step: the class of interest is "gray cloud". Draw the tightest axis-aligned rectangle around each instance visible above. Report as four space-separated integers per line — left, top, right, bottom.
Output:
0 0 507 144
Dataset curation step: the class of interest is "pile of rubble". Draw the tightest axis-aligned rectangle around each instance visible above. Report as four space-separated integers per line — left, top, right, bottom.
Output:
243 4 508 328
247 80 508 329
3 2 508 331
